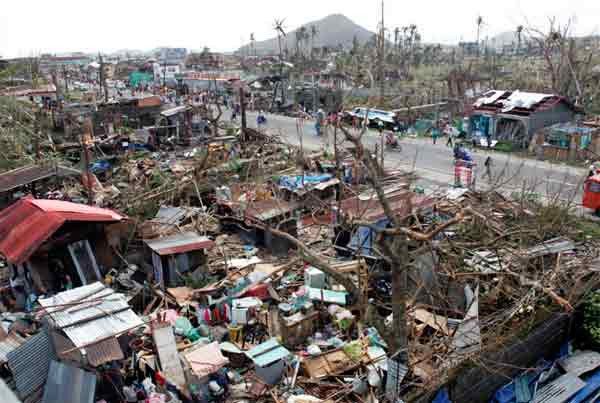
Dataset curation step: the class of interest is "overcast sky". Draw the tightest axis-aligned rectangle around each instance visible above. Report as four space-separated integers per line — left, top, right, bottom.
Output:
1 0 599 57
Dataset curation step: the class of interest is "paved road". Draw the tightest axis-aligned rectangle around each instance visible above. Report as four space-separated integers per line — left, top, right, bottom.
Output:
228 110 588 206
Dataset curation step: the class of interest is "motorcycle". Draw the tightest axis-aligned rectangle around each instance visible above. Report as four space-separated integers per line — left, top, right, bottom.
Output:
385 131 402 151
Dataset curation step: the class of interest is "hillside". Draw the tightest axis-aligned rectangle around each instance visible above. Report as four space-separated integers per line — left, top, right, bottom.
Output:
239 14 375 56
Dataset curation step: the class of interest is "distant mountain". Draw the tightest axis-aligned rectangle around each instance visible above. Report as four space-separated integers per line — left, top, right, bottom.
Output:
239 14 375 56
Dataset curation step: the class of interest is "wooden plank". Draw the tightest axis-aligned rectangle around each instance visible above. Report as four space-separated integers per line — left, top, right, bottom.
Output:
153 325 186 387
410 309 450 335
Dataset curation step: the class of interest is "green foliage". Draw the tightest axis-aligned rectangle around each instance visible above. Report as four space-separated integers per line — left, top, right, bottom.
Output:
574 219 600 242
494 141 514 153
582 291 600 349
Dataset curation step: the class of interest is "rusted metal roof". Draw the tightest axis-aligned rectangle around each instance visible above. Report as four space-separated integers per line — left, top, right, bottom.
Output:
0 165 81 193
144 231 214 256
340 190 434 222
472 90 577 116
0 197 125 264
245 200 299 222
38 282 143 349
85 337 124 366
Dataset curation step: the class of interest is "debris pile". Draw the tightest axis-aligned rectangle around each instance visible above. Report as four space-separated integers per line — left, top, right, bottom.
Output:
0 92 600 403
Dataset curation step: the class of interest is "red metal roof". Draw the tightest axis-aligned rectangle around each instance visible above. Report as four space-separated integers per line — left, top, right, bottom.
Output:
0 197 125 264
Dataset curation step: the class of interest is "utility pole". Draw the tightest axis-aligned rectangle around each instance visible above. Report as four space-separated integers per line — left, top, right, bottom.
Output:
378 0 385 102
81 119 94 205
62 65 69 97
98 53 108 102
162 57 167 89
312 72 317 112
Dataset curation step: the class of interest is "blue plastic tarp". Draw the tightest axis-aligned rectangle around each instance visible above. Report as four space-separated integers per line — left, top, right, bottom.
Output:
89 160 112 174
568 367 600 403
491 360 552 403
432 388 451 403
279 174 332 191
348 219 389 257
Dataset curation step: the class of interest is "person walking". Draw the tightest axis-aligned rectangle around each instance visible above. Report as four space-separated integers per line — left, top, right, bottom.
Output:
483 156 493 183
431 128 439 145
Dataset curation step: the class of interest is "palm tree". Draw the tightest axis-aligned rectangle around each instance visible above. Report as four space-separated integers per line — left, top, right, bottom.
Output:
299 26 308 57
476 16 484 56
516 25 524 55
295 30 303 58
310 25 319 60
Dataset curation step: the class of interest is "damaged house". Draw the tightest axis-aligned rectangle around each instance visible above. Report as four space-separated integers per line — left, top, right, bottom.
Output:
470 90 579 148
0 197 126 308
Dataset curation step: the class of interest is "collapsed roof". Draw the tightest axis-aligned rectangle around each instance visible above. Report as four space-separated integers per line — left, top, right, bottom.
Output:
0 197 125 264
473 90 577 116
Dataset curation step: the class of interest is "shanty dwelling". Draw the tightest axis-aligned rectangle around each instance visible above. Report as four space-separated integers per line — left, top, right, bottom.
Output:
0 197 126 310
0 84 58 106
334 187 434 261
144 232 215 288
157 105 193 142
470 90 579 149
0 164 82 209
244 200 300 257
529 121 600 161
277 173 340 208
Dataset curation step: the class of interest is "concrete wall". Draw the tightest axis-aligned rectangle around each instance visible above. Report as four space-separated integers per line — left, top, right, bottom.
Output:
529 103 576 135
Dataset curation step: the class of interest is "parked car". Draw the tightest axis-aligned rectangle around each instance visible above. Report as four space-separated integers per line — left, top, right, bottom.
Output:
343 107 396 129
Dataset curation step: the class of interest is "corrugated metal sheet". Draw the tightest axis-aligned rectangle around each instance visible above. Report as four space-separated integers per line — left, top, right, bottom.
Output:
0 333 26 364
0 378 21 403
41 361 95 403
39 282 143 348
7 328 56 400
245 200 299 222
0 198 125 264
153 206 202 225
341 191 434 222
85 337 124 366
161 105 189 117
144 232 214 256
0 165 81 193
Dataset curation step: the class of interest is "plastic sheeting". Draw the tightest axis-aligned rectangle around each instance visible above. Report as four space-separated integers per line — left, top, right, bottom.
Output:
348 219 389 257
432 388 452 403
279 174 333 191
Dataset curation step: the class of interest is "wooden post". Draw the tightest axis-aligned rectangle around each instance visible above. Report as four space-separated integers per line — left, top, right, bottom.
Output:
380 128 385 174
239 86 247 141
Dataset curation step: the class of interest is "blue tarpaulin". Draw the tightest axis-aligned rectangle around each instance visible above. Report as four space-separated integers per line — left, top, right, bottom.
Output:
279 174 332 191
569 367 600 402
348 219 389 257
432 388 451 403
89 160 112 174
491 360 551 403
